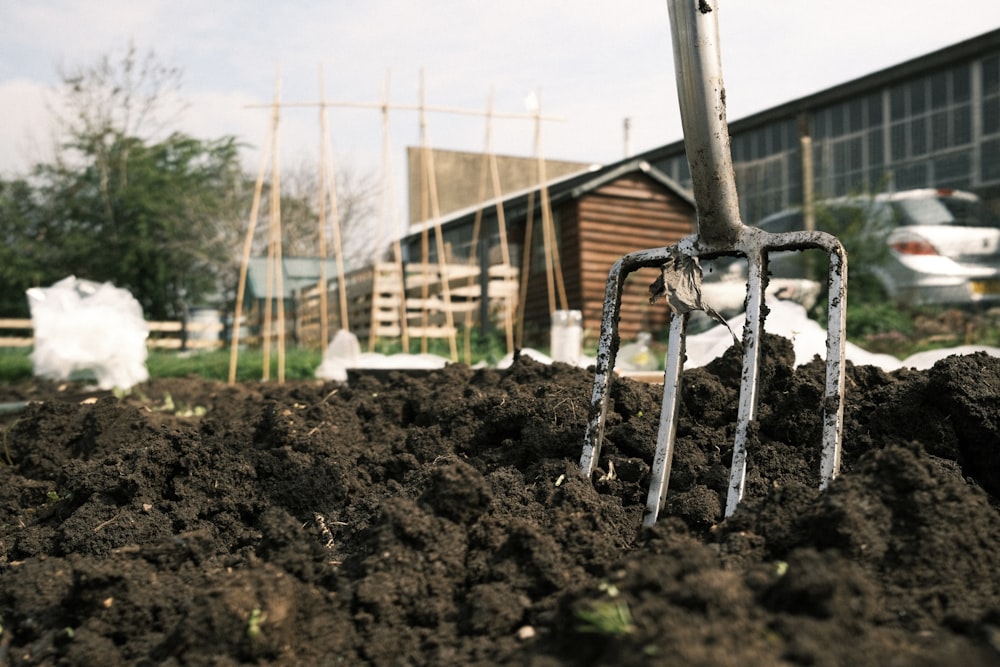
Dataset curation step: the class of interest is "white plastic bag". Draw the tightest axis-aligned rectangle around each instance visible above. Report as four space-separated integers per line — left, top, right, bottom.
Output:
315 329 362 382
27 276 150 390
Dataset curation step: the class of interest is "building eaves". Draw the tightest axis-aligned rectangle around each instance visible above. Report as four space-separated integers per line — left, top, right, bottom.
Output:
630 27 1000 164
568 159 694 206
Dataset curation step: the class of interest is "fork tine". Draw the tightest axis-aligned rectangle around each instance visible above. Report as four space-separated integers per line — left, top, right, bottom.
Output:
643 312 687 527
581 247 679 478
820 244 848 487
724 248 767 517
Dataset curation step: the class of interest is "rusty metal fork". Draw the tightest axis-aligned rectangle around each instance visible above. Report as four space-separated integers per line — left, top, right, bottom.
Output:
579 0 848 527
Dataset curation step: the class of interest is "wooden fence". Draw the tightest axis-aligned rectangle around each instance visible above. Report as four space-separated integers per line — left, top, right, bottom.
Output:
0 318 224 351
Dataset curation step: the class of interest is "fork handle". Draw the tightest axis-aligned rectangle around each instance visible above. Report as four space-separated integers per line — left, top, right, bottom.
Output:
667 0 743 246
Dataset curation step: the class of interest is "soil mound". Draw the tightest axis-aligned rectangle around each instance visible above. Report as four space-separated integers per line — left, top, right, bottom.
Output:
2 336 1000 665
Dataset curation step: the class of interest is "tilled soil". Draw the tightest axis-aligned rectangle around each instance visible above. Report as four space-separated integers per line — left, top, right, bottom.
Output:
1 334 1000 666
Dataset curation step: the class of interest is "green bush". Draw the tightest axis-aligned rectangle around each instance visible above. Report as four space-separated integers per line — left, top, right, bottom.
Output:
845 300 915 339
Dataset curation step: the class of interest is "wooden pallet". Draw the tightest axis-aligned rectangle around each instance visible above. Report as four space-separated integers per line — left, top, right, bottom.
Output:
295 261 519 348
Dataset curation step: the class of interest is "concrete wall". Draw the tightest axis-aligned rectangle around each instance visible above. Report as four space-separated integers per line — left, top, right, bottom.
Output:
406 147 593 225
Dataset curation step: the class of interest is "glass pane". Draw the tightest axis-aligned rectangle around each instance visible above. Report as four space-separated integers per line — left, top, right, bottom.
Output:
911 117 927 156
952 64 971 102
831 104 844 136
890 85 907 120
895 162 927 190
983 98 1000 136
849 100 864 132
982 56 1000 97
867 93 883 126
868 128 884 167
849 136 863 171
890 122 907 161
931 110 949 151
931 72 948 108
910 79 927 114
953 105 972 145
769 123 784 152
930 153 971 190
812 110 826 139
982 138 1000 183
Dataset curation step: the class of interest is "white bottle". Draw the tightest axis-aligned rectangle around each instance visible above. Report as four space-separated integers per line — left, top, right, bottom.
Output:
617 332 658 371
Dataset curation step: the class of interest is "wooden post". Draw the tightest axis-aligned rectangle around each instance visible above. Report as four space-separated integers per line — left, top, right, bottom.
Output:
228 115 271 385
261 71 284 382
370 70 410 352
316 67 330 348
318 65 350 340
463 90 516 362
533 89 568 314
263 71 286 383
418 71 458 362
515 188 536 349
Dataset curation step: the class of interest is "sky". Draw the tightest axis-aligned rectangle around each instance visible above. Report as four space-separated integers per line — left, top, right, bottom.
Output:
3 0 1000 211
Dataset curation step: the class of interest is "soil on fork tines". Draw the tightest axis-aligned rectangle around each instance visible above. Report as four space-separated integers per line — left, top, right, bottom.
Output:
2 334 1000 666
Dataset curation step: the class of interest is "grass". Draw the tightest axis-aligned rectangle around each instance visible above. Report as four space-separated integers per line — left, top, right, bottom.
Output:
0 351 33 383
148 348 324 382
0 347 327 384
1 302 997 385
0 327 525 385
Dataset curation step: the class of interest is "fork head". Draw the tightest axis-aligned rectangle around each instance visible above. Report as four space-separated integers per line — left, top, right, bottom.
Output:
580 227 847 526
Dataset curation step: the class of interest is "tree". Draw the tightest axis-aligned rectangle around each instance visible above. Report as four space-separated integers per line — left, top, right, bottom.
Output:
30 132 246 320
264 158 380 269
1 44 247 320
0 177 57 316
1 43 382 320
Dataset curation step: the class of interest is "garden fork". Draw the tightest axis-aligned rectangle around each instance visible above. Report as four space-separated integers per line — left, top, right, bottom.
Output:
580 0 848 527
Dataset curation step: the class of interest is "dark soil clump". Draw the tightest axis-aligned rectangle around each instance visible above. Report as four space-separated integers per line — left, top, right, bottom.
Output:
2 335 1000 665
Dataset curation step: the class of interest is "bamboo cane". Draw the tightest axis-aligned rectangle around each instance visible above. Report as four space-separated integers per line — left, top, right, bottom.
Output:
262 74 281 381
462 96 493 365
533 89 568 313
266 72 286 383
418 71 458 362
319 65 350 338
515 188 535 349
316 66 330 348
228 118 271 385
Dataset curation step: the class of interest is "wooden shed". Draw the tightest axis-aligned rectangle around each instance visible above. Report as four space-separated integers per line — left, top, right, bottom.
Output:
400 158 696 347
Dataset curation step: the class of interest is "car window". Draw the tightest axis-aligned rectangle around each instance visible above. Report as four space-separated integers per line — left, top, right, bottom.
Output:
892 196 1000 228
758 212 803 234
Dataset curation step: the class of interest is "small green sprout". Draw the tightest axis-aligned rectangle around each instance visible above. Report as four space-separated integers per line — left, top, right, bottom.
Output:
247 607 266 639
575 599 635 635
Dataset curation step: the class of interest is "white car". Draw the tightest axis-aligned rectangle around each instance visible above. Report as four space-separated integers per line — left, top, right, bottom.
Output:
698 259 821 317
753 188 1000 307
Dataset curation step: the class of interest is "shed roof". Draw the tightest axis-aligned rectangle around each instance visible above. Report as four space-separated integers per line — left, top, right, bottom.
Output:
245 257 341 300
404 158 694 239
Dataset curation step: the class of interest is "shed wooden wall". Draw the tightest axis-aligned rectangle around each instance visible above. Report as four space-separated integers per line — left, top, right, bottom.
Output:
521 173 694 347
